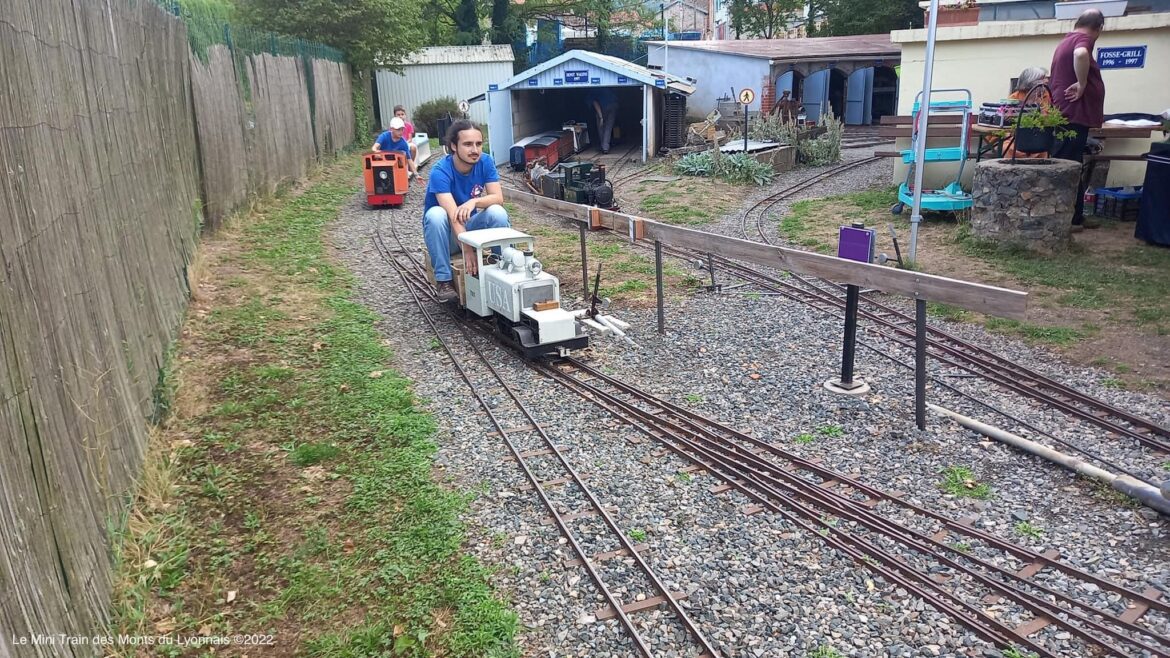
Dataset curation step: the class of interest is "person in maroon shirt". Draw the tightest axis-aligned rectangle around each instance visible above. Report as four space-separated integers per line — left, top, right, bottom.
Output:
1049 9 1106 230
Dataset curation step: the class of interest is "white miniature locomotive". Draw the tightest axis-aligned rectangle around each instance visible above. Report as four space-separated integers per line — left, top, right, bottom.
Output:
453 228 588 358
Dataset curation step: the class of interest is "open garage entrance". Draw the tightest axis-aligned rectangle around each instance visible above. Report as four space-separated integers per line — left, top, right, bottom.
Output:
486 50 696 164
507 86 645 159
872 66 899 123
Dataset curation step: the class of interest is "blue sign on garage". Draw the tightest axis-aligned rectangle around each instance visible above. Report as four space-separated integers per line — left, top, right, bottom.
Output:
565 70 589 84
1098 46 1146 69
528 78 538 86
617 76 629 84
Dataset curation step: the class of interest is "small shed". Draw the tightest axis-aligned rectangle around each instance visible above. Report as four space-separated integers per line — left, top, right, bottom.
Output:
485 50 695 163
375 45 514 129
647 35 901 125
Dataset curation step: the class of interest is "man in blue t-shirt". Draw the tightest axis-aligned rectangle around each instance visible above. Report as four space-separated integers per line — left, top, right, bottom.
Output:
586 88 619 154
423 120 510 302
372 117 421 179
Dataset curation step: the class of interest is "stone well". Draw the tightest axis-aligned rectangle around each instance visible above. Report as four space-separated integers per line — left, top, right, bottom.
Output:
971 158 1081 253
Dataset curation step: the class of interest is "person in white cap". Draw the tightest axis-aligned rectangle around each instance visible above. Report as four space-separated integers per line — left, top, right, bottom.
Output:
372 117 422 180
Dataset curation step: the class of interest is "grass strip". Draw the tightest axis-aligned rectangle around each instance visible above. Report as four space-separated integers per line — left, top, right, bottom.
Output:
108 157 519 657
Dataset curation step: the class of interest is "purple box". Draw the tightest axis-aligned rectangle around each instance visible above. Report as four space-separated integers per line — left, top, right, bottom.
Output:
838 226 876 263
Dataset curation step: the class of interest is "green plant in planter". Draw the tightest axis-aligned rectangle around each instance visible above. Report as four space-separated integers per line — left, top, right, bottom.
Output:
1014 104 1076 155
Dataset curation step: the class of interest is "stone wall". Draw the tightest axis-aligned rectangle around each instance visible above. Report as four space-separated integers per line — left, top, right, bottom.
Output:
971 158 1081 253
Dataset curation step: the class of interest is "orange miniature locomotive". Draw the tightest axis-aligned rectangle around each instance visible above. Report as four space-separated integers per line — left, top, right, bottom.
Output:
363 151 410 208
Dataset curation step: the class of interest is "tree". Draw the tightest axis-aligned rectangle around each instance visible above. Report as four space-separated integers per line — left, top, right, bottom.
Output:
234 0 423 70
817 0 921 36
728 0 802 39
452 0 482 44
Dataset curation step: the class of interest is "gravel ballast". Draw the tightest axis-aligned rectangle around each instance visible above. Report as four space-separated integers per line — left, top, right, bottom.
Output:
330 152 1168 657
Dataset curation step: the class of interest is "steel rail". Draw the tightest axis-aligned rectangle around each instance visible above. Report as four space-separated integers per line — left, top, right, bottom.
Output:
740 157 885 243
700 249 1170 455
564 355 1168 615
546 359 1170 657
730 169 1170 452
571 359 1170 651
797 272 1170 448
539 362 1061 657
650 236 1160 482
372 211 1166 656
372 219 722 658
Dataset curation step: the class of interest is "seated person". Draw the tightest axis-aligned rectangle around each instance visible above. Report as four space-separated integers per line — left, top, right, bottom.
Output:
372 117 421 179
1002 66 1053 158
393 104 419 162
423 120 509 302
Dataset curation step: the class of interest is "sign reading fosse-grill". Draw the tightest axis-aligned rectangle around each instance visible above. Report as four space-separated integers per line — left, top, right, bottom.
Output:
1097 45 1146 69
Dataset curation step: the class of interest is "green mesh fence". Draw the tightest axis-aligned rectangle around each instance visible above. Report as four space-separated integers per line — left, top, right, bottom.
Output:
152 0 346 63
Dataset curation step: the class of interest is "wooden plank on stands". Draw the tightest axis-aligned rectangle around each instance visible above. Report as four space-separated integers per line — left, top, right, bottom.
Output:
505 187 1028 319
637 219 1028 319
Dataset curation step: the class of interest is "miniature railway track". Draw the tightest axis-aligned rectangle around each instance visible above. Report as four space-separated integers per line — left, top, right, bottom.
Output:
740 156 885 243
371 214 722 658
729 176 1170 454
659 237 1160 484
687 248 1170 477
541 357 1170 658
366 208 1168 657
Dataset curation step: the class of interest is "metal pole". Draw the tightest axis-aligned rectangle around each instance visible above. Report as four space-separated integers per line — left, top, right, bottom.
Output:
655 239 665 335
662 4 668 76
915 298 927 430
579 223 589 302
706 252 716 291
840 284 860 386
909 0 941 262
739 105 748 153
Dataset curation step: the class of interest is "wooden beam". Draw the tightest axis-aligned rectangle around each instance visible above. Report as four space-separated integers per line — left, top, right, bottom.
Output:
504 188 1028 319
508 188 588 221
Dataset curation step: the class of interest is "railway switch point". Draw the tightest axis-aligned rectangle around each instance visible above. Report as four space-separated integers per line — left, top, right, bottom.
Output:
824 378 871 396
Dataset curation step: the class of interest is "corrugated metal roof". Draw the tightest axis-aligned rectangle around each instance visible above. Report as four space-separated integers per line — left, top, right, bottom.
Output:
399 45 515 66
645 34 900 61
493 49 696 94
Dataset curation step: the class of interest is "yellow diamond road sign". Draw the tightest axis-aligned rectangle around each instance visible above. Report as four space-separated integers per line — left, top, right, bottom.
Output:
738 88 755 105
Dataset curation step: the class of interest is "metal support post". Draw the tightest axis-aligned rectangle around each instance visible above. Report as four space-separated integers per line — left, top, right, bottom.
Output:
744 112 749 153
655 239 665 335
824 283 869 396
909 0 942 262
706 252 716 291
840 284 860 386
579 223 589 301
916 298 927 430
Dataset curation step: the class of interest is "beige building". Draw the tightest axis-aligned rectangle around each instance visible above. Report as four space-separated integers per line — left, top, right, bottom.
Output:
664 0 713 37
891 12 1170 187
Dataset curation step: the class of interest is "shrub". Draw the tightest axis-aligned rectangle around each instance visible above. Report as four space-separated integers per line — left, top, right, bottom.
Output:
799 113 844 166
412 97 460 136
674 149 776 186
675 151 716 176
749 114 802 144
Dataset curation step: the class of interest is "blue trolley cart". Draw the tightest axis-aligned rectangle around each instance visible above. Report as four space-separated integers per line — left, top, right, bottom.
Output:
892 89 974 215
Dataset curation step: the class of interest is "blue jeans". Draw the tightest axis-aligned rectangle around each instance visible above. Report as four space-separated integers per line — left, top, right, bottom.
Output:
423 204 510 281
